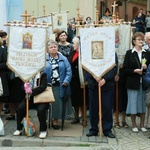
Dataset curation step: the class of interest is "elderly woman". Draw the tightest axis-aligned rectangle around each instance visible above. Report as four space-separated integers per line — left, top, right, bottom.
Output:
44 40 72 130
68 37 83 124
123 32 150 132
143 32 150 51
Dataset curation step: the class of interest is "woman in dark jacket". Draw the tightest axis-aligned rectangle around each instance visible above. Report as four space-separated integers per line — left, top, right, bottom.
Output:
69 37 83 124
13 72 49 139
0 37 9 115
123 32 150 133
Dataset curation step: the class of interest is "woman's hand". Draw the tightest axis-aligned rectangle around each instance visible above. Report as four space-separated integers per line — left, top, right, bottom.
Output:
24 82 32 94
134 69 143 75
142 64 147 70
62 82 68 87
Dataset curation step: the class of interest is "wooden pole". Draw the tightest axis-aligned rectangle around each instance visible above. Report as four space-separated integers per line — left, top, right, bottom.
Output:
26 93 29 137
98 86 102 139
83 83 87 127
115 81 119 126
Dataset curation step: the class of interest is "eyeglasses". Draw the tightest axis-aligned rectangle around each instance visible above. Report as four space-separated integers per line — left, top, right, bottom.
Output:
134 39 144 41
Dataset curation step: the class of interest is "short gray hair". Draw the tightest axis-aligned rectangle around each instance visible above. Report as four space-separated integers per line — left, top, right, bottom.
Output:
47 40 58 47
72 37 80 46
145 32 150 42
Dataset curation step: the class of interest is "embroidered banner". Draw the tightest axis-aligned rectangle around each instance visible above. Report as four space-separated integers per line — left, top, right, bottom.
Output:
115 24 131 66
36 15 53 38
80 27 116 80
52 12 68 32
7 26 47 82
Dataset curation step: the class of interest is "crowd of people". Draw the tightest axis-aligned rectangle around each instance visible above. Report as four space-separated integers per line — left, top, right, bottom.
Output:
0 7 150 140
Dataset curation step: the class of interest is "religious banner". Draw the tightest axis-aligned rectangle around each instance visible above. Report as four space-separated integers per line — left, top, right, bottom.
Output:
52 12 68 31
80 27 116 80
7 26 47 82
36 15 53 38
115 24 131 65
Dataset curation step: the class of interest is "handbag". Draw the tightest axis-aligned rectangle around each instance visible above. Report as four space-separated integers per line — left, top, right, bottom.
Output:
146 88 150 107
0 77 3 96
34 73 55 104
22 117 36 137
0 117 5 136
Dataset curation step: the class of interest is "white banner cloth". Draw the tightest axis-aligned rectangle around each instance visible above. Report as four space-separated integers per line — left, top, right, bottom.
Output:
52 12 68 32
115 24 131 66
80 27 116 80
7 26 47 82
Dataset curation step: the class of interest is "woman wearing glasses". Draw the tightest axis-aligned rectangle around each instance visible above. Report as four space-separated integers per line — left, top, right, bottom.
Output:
123 32 150 132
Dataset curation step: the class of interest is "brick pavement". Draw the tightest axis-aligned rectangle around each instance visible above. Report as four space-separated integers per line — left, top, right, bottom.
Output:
0 110 150 150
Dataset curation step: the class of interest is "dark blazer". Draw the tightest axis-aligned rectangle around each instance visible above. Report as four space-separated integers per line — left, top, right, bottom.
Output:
32 73 47 96
123 49 150 90
85 53 118 91
0 46 9 97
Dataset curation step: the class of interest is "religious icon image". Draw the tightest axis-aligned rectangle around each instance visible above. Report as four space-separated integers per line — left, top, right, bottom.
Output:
91 41 104 59
57 16 62 26
22 33 32 49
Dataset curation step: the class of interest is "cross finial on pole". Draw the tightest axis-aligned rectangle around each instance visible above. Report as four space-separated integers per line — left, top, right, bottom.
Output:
112 1 118 17
20 10 31 27
43 5 46 16
58 0 62 12
76 7 80 21
95 5 99 24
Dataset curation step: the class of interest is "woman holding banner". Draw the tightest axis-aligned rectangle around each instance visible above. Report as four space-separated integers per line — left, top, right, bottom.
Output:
13 72 49 139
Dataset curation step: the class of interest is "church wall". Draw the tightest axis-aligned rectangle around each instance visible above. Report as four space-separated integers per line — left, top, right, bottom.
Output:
23 0 78 19
23 0 97 22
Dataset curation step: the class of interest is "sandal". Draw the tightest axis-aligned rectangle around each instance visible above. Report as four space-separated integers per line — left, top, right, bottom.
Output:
122 122 129 128
114 123 121 128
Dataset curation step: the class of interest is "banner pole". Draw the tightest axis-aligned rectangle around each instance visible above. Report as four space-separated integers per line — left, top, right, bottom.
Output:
98 86 102 138
83 83 87 127
26 93 29 137
115 81 119 126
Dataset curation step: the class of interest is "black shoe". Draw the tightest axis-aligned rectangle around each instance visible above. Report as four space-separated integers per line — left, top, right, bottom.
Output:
86 132 98 137
104 132 115 138
71 118 80 124
6 115 15 120
52 124 59 130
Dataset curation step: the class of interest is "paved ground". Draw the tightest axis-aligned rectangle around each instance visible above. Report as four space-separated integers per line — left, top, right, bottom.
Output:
0 110 150 150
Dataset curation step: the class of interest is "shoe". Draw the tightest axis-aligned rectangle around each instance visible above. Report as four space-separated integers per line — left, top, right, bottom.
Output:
132 127 138 132
114 123 121 129
140 127 147 132
13 130 22 136
71 118 80 124
52 124 59 130
86 132 98 137
122 122 129 128
104 132 115 138
39 131 47 139
6 115 15 120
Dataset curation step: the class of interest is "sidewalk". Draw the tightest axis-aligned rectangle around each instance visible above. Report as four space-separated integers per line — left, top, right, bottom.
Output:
0 110 150 150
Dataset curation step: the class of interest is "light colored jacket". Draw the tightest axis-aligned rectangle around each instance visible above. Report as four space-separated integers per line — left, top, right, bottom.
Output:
44 53 72 98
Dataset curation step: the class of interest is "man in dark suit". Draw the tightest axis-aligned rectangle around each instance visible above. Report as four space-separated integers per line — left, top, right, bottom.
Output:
85 54 118 138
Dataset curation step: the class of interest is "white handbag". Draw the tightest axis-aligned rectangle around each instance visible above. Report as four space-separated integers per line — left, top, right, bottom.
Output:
0 117 5 136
